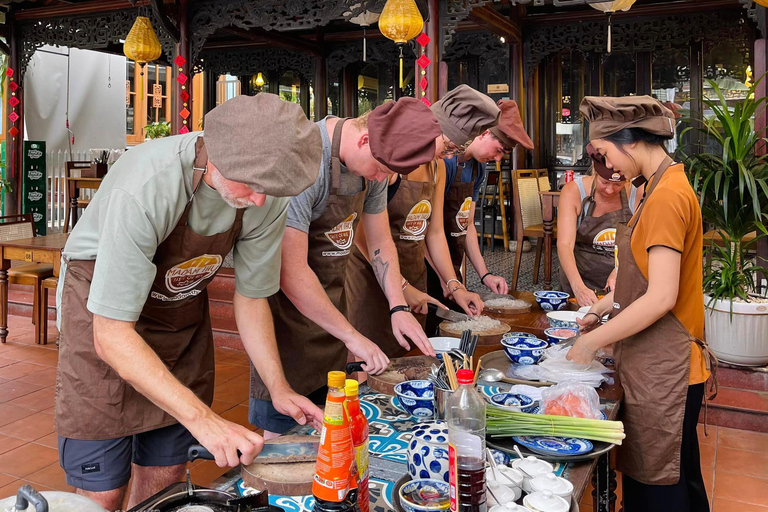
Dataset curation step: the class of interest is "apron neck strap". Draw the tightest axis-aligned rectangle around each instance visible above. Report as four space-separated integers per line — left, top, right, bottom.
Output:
628 155 674 229
192 136 208 196
330 118 348 197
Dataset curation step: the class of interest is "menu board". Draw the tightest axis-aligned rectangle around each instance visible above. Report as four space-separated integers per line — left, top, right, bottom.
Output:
22 141 46 235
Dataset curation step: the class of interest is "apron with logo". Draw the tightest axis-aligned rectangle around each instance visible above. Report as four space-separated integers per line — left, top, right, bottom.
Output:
251 118 368 400
55 138 244 440
345 163 436 358
444 159 477 280
560 179 633 294
609 157 717 485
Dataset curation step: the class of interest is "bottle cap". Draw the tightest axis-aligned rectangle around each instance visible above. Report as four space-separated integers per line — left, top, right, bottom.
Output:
457 369 474 384
345 379 359 397
328 371 346 388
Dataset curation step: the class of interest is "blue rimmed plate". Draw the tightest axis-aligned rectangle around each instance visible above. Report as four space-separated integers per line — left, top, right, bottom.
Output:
513 435 593 456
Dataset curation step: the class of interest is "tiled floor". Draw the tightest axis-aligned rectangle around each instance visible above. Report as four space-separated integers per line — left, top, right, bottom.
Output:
0 314 766 512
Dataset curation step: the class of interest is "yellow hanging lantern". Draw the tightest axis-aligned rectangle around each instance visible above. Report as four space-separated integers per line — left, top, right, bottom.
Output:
590 0 636 53
378 0 423 88
756 0 768 6
124 16 162 100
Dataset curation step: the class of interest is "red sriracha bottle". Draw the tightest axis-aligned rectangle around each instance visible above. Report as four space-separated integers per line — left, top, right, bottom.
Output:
346 379 370 512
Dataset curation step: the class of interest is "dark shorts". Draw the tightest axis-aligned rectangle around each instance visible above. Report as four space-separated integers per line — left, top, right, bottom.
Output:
58 423 197 492
249 386 328 434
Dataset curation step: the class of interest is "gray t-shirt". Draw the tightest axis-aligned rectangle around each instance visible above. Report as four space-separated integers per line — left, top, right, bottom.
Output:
286 118 387 233
60 132 289 323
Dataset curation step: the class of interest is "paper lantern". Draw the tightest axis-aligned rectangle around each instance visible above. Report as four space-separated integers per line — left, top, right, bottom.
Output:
124 16 162 99
757 0 768 6
589 0 635 53
349 6 380 62
378 0 423 88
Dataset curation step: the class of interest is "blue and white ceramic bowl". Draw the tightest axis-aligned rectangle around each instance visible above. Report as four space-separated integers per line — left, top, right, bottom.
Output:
543 327 578 345
545 310 584 330
501 337 548 365
408 421 449 482
533 291 569 311
489 392 536 413
399 479 450 512
501 331 537 345
513 435 594 456
394 380 435 418
429 337 461 361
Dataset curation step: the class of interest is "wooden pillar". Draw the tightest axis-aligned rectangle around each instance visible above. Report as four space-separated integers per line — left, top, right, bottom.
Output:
5 10 21 215
416 0 440 105
174 0 191 134
204 70 217 115
510 41 526 170
342 64 357 118
315 29 327 120
636 51 652 96
754 15 768 291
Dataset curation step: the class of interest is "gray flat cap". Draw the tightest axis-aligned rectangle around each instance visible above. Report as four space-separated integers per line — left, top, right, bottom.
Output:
204 93 321 197
430 85 500 145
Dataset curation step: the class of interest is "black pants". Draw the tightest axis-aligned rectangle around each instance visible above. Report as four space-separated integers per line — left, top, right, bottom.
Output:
623 383 709 512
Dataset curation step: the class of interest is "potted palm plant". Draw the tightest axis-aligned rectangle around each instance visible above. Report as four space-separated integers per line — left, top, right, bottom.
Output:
680 77 768 366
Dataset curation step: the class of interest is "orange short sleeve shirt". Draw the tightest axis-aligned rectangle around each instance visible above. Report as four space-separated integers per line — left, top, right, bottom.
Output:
629 164 709 385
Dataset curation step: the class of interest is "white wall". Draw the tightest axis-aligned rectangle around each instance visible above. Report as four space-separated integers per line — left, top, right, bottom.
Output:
23 45 127 153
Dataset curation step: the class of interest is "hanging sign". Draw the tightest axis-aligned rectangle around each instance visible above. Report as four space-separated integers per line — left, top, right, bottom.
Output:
126 80 131 105
153 83 163 107
487 84 509 94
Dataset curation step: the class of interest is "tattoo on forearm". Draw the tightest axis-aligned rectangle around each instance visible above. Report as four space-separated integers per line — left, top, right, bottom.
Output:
371 248 389 294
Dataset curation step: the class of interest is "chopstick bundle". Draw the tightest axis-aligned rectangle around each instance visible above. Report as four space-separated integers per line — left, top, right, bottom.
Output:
444 356 458 390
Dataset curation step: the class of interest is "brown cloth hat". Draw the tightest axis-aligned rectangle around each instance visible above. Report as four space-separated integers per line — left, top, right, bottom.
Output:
579 95 676 140
368 97 442 174
204 93 321 197
587 143 624 182
430 85 500 145
489 100 534 151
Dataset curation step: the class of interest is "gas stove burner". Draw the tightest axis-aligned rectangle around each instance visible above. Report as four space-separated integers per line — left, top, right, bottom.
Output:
128 480 285 512
175 506 219 512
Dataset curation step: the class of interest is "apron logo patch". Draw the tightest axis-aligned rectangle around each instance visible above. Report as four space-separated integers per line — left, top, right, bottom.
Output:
81 463 101 474
323 213 357 256
452 197 472 237
165 254 223 293
593 228 617 253
401 199 432 240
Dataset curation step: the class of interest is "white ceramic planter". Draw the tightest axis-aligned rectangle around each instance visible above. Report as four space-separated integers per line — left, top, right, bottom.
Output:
704 294 768 366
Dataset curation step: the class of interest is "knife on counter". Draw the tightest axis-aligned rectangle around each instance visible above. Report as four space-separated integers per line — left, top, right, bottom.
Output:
427 303 471 323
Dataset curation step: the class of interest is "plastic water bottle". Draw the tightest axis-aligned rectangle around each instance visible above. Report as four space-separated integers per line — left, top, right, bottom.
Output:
447 369 487 512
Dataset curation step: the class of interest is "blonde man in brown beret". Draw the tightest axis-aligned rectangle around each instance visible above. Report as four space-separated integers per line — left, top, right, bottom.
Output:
567 95 715 512
249 98 442 438
54 94 324 509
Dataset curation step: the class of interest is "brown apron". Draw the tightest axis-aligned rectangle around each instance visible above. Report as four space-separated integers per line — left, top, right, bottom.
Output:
560 179 633 294
609 157 716 485
345 163 436 358
250 118 368 400
55 138 244 440
444 159 478 280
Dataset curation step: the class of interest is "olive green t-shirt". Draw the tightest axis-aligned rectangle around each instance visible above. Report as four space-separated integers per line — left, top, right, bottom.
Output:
59 132 289 323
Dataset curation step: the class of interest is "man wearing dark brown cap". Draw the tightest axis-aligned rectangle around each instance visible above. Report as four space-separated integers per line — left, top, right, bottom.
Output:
249 97 442 437
426 100 534 321
54 93 323 509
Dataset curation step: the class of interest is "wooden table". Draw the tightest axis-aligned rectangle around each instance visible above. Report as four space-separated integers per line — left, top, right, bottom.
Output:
540 191 560 290
0 233 68 343
65 176 102 232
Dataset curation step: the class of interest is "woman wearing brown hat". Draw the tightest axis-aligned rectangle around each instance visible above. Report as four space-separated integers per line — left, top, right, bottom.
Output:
567 96 716 512
557 143 642 306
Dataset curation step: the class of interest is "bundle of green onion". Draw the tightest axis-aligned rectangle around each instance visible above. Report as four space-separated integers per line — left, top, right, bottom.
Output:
486 407 626 445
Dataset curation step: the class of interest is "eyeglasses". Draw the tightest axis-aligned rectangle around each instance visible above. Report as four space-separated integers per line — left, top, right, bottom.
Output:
441 135 472 157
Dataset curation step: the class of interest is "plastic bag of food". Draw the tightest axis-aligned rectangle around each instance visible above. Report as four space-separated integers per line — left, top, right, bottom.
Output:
540 381 602 419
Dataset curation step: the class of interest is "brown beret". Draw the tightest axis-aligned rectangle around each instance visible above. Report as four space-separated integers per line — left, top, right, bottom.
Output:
368 97 441 175
587 143 623 182
204 93 321 197
579 95 676 140
430 85 500 145
489 100 534 151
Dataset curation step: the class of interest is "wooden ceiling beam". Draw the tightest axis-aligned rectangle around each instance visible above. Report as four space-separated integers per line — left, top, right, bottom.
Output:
467 5 522 43
13 0 163 21
220 26 322 56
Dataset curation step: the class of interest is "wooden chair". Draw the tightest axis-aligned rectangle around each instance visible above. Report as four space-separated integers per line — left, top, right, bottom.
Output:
40 276 58 345
63 160 94 233
0 214 54 344
478 167 511 253
510 169 557 292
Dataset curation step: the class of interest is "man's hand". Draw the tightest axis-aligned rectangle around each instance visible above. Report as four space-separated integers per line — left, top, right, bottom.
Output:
452 289 484 317
187 411 265 468
346 335 390 375
404 285 448 315
483 275 509 295
270 388 324 431
391 311 436 357
574 285 598 307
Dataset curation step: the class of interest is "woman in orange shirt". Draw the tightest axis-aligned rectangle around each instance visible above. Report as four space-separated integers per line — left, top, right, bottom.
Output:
567 96 716 512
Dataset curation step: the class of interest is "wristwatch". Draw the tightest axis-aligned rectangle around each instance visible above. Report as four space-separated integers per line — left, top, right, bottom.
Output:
389 305 411 315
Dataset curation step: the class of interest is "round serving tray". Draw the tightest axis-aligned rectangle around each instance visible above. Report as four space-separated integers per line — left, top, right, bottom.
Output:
487 436 616 463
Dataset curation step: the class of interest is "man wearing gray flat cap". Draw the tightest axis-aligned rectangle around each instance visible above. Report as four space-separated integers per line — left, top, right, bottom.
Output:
54 93 324 510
